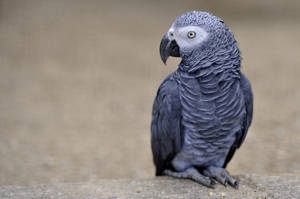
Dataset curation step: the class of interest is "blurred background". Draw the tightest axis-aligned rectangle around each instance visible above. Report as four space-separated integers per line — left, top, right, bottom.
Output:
0 0 300 186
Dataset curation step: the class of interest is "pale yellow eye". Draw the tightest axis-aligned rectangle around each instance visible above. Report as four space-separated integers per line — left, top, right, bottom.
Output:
187 31 196 39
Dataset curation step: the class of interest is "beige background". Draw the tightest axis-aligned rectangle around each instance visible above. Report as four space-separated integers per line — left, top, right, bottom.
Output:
0 0 300 186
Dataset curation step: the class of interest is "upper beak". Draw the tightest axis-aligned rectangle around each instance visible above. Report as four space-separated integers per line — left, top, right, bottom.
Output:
159 34 180 65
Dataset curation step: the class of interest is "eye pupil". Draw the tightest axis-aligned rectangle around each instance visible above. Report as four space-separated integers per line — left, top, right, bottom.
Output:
187 31 196 38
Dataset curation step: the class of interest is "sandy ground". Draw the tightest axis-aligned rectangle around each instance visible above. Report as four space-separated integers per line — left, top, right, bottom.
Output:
0 0 300 186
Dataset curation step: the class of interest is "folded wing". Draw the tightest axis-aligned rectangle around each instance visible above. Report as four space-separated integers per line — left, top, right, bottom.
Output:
151 75 183 175
223 72 253 168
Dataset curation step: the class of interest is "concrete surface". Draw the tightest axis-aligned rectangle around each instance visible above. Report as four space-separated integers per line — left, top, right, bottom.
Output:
0 175 299 199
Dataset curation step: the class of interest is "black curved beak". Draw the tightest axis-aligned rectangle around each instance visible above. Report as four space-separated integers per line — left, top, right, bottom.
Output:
159 34 180 65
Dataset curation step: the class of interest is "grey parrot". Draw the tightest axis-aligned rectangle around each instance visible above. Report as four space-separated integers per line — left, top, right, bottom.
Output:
151 11 253 188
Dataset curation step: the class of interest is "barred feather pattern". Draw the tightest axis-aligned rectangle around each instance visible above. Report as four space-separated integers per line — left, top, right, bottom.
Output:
173 41 245 167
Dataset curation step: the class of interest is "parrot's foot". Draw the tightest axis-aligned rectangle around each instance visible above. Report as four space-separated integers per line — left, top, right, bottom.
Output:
163 167 216 188
203 167 238 189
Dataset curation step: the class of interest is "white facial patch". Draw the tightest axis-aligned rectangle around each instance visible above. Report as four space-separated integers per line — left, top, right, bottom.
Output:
168 25 209 49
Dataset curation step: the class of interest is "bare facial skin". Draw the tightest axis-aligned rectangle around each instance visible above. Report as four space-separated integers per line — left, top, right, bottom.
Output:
168 25 209 49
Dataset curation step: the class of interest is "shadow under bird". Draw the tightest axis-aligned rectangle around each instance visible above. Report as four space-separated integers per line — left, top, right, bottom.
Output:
151 11 253 188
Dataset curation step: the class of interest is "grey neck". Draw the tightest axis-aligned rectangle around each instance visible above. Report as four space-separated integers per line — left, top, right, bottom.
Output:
178 41 241 81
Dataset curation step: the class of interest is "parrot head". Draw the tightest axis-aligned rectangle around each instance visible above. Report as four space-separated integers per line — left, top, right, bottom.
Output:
160 11 239 70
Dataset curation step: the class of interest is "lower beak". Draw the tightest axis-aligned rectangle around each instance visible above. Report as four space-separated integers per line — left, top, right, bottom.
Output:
159 34 180 65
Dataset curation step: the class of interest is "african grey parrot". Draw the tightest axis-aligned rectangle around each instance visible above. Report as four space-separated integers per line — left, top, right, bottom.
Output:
151 11 253 188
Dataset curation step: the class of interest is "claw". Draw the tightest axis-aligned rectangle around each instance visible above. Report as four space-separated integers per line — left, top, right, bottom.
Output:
224 180 227 187
163 167 216 188
232 181 239 189
209 178 216 189
210 178 217 186
203 167 238 189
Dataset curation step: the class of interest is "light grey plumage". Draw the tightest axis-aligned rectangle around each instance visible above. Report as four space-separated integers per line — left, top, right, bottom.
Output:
151 11 253 188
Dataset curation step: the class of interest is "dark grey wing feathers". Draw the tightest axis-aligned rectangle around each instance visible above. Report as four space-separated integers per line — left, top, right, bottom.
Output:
151 75 183 175
223 72 253 168
236 72 253 148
